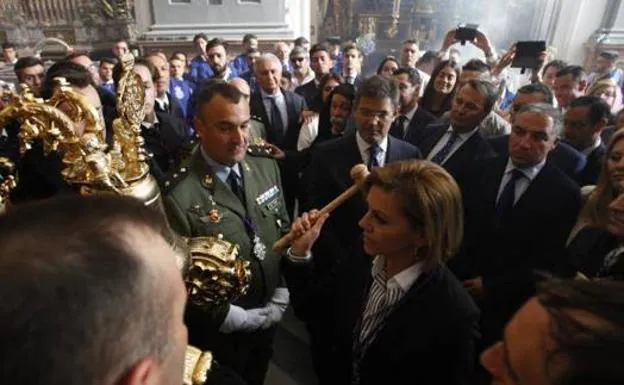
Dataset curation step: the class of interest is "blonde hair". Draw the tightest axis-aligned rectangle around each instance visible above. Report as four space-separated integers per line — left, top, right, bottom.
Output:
580 128 624 227
363 160 463 270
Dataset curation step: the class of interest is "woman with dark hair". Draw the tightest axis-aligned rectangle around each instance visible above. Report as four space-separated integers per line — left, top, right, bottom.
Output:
284 160 480 385
419 59 461 118
376 56 399 78
313 83 356 146
297 73 343 150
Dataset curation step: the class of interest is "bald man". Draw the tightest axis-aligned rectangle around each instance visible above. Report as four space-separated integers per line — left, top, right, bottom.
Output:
229 78 267 142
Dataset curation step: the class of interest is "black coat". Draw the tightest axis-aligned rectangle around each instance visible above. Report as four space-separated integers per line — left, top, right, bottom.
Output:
488 135 587 182
565 226 624 280
416 122 497 189
295 80 319 110
388 106 437 147
302 133 421 274
141 111 187 183
578 143 607 186
154 91 186 124
249 89 306 150
283 245 480 385
457 156 581 343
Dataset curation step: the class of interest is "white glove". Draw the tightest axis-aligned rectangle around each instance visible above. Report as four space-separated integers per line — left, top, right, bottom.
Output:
261 287 290 329
219 305 270 334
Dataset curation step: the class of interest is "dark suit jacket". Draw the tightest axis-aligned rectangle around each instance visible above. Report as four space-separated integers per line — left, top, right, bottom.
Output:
142 111 187 183
302 134 421 273
154 91 186 124
489 135 587 183
564 226 624 281
457 156 581 343
295 80 319 109
416 122 496 188
283 246 480 385
389 106 437 147
578 143 607 186
97 85 117 147
249 89 306 150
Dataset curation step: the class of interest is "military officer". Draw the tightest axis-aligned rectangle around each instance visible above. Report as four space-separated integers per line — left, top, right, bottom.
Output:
163 82 290 385
229 77 267 143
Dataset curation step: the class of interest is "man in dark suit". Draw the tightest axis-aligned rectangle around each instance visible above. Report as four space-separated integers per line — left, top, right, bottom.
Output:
250 53 306 217
456 103 581 346
562 96 611 185
416 79 498 187
295 43 334 108
389 67 436 146
146 53 187 124
489 83 587 181
303 75 421 274
341 43 365 91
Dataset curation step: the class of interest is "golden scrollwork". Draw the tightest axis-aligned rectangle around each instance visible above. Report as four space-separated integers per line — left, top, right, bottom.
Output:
0 157 16 211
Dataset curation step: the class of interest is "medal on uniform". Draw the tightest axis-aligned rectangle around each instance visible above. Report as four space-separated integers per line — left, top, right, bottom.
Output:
252 235 267 261
207 208 222 223
244 215 266 261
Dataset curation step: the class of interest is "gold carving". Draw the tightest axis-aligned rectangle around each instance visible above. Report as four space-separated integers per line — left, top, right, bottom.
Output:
185 234 252 309
184 346 213 385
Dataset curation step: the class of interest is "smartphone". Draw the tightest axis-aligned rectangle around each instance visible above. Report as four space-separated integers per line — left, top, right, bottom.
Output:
455 24 479 45
511 41 547 70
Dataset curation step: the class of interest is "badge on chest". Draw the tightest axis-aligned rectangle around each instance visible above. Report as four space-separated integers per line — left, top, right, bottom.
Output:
256 185 280 210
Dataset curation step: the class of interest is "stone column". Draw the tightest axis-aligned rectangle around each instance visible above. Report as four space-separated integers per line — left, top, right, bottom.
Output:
584 0 624 68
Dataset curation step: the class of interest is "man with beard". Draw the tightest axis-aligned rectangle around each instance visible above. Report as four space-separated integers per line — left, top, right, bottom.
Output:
289 47 315 89
295 43 334 109
206 38 237 81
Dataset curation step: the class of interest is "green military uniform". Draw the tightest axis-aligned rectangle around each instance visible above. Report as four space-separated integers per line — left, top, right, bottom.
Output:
163 145 290 385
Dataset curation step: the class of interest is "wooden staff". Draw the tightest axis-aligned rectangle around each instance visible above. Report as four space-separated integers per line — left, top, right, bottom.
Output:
272 164 370 251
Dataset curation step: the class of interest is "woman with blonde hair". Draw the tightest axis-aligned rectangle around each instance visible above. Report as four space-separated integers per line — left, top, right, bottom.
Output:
586 76 623 116
283 160 479 385
566 129 624 279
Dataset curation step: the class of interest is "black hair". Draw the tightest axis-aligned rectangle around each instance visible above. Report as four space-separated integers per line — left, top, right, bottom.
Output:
420 59 462 116
14 56 44 74
41 60 93 99
376 56 399 76
517 83 555 105
568 96 613 126
193 33 209 43
393 67 422 86
556 65 586 81
542 60 568 77
243 34 257 44
206 38 228 53
462 59 491 73
99 57 118 66
355 75 400 110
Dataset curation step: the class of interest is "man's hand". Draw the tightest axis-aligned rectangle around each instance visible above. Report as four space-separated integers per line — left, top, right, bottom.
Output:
492 45 516 77
299 110 318 125
261 143 285 160
472 30 495 58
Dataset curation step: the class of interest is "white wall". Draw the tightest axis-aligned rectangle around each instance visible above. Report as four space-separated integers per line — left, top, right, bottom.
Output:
550 0 609 64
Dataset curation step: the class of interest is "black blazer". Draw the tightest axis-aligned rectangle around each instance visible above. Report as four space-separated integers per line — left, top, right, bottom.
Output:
457 156 581 341
154 92 186 124
565 226 624 280
249 89 306 150
489 135 587 182
283 246 480 385
389 106 437 146
295 80 319 109
578 143 607 186
302 133 421 273
141 111 187 183
417 122 496 188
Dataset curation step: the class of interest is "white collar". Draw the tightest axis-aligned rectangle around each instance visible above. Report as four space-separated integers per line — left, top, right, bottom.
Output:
142 112 160 129
506 157 546 181
371 255 424 292
260 88 283 99
355 131 389 156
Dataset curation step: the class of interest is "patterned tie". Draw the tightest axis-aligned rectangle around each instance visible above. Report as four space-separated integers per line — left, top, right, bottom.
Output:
430 131 460 164
227 169 246 208
368 143 381 169
496 169 524 223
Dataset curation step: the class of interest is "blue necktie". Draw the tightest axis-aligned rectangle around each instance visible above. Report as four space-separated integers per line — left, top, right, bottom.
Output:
496 169 524 223
430 131 460 164
368 144 381 169
227 169 246 208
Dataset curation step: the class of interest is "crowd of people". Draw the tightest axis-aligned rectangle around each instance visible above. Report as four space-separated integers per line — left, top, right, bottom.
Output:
1 25 624 385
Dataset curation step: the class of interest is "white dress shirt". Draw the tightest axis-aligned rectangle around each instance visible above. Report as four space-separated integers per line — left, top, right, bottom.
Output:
496 158 546 205
582 137 602 156
356 131 388 167
155 93 170 111
397 104 419 135
426 125 480 164
291 70 315 88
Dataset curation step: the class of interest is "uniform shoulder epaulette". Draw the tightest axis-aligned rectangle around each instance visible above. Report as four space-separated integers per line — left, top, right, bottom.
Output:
161 165 190 194
246 144 274 158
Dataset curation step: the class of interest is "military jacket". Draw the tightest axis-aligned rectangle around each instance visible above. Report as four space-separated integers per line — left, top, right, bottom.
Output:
164 148 290 326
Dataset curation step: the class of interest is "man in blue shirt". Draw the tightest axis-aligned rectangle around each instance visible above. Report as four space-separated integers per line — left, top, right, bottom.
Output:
232 34 258 75
189 33 214 85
